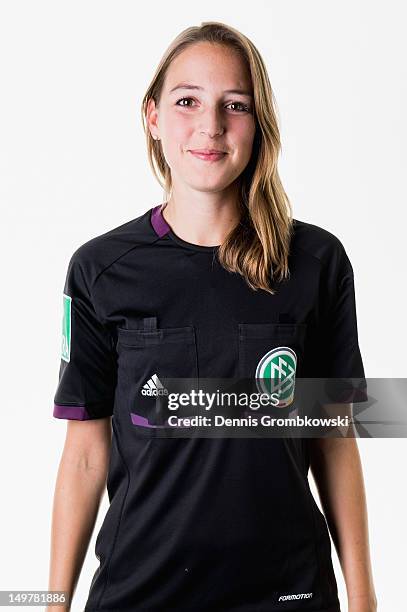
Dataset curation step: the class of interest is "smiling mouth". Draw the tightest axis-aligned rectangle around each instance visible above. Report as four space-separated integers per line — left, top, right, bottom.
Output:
189 148 227 154
188 150 227 161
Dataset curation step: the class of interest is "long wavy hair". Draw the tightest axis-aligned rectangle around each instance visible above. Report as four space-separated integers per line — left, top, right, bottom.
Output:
141 21 293 294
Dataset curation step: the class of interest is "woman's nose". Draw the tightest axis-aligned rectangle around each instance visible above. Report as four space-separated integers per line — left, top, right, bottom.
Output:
198 107 225 138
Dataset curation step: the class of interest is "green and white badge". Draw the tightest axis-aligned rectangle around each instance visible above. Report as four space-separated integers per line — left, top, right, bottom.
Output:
255 346 297 407
61 293 72 362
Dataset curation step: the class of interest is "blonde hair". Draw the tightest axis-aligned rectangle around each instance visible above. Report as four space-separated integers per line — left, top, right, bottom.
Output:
141 21 293 294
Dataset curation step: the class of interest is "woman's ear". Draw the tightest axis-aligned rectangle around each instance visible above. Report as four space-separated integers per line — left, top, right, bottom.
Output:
146 98 160 141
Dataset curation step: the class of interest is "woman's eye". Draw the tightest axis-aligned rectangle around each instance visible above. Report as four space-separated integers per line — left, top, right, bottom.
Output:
175 97 250 113
176 97 195 107
226 101 251 113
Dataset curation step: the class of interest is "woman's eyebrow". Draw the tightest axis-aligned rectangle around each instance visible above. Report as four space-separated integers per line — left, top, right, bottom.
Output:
169 82 253 97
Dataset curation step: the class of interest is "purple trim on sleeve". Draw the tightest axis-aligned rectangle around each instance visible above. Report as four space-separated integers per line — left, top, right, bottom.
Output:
151 204 171 238
53 404 91 420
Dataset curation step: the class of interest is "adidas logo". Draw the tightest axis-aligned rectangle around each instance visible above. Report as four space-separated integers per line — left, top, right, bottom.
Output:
141 373 169 397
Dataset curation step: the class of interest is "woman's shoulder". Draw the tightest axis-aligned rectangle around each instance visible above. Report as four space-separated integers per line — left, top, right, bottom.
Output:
65 206 156 284
291 217 352 275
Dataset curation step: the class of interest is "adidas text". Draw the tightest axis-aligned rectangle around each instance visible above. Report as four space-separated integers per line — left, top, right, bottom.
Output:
141 387 168 397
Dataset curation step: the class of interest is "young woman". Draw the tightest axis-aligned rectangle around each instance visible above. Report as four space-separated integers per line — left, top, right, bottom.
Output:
48 22 377 612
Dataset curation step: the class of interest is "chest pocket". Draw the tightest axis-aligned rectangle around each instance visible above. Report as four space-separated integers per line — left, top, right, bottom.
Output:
238 322 307 406
116 317 198 437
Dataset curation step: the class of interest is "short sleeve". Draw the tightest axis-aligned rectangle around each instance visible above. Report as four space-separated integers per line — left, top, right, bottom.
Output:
53 250 117 420
318 240 368 403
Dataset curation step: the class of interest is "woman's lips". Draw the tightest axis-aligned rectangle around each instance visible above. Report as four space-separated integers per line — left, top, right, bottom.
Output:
188 150 227 162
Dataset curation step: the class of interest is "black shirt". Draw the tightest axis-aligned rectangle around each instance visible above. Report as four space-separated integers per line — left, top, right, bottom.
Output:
53 204 367 611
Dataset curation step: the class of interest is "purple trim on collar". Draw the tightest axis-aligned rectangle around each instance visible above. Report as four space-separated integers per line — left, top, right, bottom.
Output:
151 204 171 238
53 404 91 420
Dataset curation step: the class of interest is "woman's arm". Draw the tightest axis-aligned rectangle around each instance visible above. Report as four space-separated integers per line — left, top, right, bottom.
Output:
46 418 112 611
309 413 377 612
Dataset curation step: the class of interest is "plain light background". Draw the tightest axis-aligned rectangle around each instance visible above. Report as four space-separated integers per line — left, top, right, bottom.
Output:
1 1 406 610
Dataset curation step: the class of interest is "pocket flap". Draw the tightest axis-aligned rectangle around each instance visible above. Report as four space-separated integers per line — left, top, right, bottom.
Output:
239 322 307 339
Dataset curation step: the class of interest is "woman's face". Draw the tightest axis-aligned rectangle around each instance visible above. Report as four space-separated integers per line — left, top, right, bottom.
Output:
148 42 256 194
